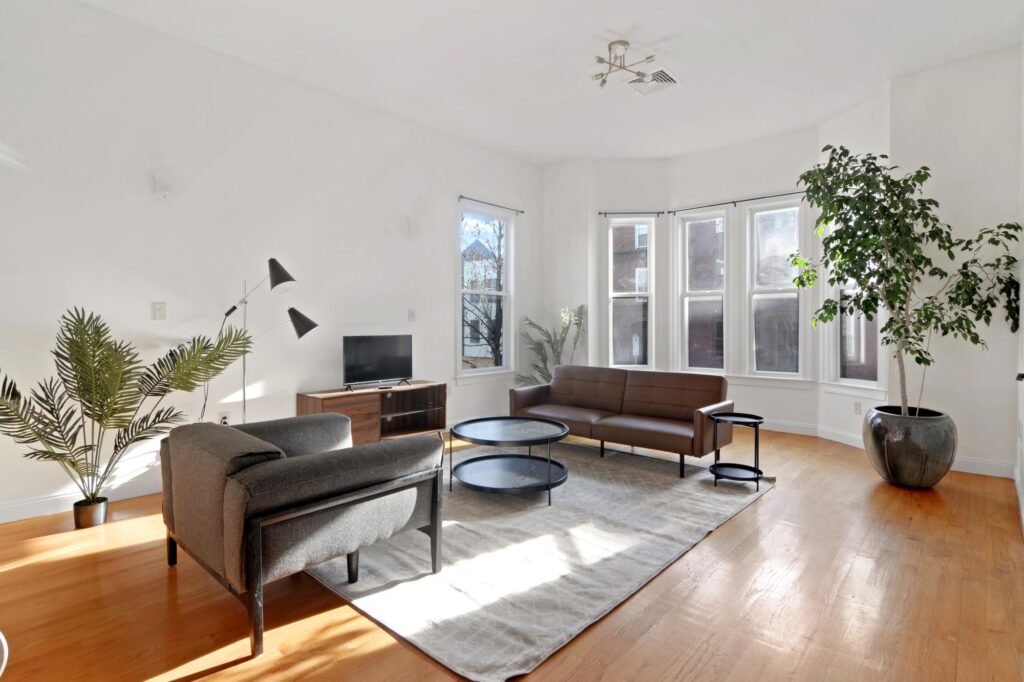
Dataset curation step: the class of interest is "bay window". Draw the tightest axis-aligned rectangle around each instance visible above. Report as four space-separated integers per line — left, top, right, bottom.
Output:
609 219 653 367
680 214 726 370
750 206 801 374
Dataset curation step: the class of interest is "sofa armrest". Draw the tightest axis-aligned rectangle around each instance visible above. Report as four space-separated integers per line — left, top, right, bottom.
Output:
234 413 352 457
692 400 735 457
509 384 550 415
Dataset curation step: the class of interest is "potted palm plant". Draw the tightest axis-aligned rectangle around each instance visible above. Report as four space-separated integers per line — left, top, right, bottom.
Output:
0 308 250 527
516 305 586 386
791 146 1021 488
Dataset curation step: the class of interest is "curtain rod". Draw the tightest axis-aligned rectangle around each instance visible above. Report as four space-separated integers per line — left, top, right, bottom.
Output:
667 190 804 214
459 195 525 215
598 211 665 217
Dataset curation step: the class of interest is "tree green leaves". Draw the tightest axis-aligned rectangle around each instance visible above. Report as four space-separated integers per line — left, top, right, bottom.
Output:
791 145 1021 414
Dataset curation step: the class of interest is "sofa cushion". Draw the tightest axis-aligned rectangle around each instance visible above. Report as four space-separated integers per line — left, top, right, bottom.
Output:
622 371 727 422
517 404 616 438
592 414 695 454
549 365 628 413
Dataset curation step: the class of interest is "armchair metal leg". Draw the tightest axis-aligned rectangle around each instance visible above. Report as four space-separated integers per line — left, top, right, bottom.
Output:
246 519 264 657
347 551 360 584
680 454 685 478
600 440 605 458
166 533 177 567
430 467 443 573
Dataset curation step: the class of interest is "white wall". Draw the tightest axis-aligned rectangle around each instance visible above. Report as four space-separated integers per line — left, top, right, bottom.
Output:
890 46 1022 478
0 0 543 522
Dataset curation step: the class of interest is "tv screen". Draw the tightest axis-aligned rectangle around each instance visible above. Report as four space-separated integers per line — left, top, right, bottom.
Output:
343 335 413 385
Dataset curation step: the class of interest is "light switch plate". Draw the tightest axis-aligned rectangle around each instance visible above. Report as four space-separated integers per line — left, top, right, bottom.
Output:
151 301 168 321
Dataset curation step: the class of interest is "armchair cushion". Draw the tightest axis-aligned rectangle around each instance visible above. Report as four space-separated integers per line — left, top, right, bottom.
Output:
234 412 352 457
167 424 284 579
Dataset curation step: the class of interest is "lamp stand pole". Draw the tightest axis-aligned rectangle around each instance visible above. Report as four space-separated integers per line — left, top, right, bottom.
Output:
242 280 248 424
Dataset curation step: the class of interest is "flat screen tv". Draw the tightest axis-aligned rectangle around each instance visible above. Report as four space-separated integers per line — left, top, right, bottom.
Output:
343 335 413 385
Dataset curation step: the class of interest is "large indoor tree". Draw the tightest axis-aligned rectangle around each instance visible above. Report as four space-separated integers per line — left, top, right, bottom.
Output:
791 145 1021 415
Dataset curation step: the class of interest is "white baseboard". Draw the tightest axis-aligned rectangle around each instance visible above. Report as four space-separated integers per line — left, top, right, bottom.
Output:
763 419 1015 480
1016 464 1023 539
0 478 161 525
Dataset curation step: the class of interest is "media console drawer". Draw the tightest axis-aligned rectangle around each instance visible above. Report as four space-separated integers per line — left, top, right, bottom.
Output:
297 381 447 446
323 394 380 444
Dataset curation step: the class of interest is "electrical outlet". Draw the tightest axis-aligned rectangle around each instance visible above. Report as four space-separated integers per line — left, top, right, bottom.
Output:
853 400 862 416
218 412 230 426
150 301 167 321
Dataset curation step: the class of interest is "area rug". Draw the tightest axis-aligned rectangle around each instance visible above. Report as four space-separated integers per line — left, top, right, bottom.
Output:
308 442 774 682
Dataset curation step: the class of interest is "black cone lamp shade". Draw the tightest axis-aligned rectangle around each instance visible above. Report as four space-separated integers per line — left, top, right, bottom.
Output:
268 258 297 293
287 307 318 339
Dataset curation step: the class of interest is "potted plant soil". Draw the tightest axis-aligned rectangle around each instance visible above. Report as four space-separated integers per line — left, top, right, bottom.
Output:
792 146 1021 488
0 308 250 527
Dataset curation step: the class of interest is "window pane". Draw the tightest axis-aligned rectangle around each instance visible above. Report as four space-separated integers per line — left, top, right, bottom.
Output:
612 224 649 293
754 207 799 289
840 293 878 381
461 213 505 292
462 294 504 370
686 298 724 369
687 218 725 291
612 297 648 365
753 293 799 372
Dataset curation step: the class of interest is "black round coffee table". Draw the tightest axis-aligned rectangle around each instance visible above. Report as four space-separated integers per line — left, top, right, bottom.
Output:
448 416 569 506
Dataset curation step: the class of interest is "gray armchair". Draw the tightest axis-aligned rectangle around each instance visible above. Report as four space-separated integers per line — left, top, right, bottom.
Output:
159 413 443 656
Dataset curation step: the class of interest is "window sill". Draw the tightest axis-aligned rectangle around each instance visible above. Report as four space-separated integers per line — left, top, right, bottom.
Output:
820 381 888 400
726 374 816 391
455 369 516 386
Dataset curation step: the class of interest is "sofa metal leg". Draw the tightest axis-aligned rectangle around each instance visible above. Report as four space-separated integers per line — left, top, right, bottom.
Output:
680 454 685 478
166 533 177 567
347 551 360 584
600 440 605 458
246 519 264 656
430 468 443 574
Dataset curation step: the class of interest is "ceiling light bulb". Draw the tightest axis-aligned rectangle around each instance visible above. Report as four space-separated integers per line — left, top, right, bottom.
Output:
610 40 628 58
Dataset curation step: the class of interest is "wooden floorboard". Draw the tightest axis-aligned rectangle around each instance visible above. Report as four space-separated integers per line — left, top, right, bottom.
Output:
0 431 1021 681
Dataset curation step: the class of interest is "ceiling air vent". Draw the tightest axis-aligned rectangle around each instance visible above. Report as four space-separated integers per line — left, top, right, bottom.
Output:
626 68 678 96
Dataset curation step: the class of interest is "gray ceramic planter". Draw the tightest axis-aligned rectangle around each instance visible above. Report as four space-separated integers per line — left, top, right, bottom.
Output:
73 498 108 528
862 406 957 489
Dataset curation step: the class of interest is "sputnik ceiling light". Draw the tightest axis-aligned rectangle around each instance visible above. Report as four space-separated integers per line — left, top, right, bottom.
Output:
593 40 655 88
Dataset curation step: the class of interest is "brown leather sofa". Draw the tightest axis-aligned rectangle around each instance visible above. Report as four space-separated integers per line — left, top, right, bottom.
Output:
509 365 734 477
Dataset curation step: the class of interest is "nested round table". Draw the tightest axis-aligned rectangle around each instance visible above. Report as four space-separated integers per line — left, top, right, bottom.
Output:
448 416 569 506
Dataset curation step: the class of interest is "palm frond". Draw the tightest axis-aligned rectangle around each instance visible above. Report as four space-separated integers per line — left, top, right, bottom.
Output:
0 372 63 451
139 326 251 397
111 406 184 455
31 376 83 454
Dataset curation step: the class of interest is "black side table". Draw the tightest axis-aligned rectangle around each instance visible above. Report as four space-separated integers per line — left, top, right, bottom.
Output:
709 412 765 491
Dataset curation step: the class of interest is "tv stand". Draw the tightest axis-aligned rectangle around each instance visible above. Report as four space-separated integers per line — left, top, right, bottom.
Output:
297 380 446 445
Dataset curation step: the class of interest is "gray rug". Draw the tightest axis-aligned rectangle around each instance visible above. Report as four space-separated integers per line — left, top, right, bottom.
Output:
308 442 774 682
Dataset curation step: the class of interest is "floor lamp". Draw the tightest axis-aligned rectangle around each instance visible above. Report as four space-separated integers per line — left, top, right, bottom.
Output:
223 258 318 423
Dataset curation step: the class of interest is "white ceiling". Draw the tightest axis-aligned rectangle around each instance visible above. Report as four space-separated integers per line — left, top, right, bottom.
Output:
79 0 1024 164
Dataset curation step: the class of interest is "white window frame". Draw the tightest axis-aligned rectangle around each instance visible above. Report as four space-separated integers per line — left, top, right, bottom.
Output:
456 203 514 377
608 217 655 368
747 201 807 377
676 210 727 373
821 285 886 389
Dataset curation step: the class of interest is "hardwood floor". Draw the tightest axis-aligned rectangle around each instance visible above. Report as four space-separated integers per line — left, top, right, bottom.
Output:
1 431 1022 681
